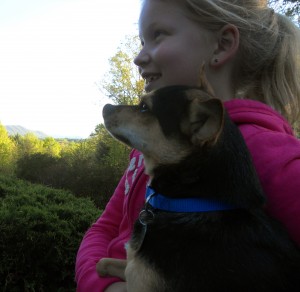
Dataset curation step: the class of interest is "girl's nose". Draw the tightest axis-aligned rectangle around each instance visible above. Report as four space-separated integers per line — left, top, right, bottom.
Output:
134 48 151 67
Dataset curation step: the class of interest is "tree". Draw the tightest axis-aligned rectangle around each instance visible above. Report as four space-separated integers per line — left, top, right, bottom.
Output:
91 124 130 168
42 137 61 157
16 153 60 185
0 123 16 174
17 133 43 157
101 34 145 105
269 0 300 23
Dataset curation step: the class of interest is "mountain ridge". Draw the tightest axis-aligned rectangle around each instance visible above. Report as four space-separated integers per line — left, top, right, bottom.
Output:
5 125 49 139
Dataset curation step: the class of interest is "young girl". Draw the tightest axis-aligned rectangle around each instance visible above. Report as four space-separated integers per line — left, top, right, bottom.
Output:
76 0 300 291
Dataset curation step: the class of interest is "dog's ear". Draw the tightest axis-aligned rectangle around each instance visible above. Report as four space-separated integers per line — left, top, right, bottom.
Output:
188 98 224 146
197 64 215 97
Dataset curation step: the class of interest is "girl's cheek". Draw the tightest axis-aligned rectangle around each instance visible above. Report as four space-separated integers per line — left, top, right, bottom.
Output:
153 43 174 63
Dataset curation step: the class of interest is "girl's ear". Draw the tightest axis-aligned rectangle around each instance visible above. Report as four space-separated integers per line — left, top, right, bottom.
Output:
210 24 239 68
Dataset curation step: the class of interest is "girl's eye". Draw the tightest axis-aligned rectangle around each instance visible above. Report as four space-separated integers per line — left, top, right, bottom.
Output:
153 30 164 40
140 102 149 112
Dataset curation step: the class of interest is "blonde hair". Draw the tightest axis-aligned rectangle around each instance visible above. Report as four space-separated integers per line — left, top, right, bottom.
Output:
146 0 300 125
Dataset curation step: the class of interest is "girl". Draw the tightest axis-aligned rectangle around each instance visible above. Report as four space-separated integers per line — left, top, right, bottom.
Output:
76 0 300 291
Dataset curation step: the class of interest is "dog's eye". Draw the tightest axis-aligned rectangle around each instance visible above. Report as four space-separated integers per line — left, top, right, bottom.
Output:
140 102 149 113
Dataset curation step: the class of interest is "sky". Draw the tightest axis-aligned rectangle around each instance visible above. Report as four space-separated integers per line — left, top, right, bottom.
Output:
0 0 141 138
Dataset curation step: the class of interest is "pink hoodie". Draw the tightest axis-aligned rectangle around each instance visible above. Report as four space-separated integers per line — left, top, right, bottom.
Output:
75 99 300 291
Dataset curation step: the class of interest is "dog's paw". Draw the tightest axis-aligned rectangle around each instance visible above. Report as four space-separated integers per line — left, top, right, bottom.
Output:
96 258 127 280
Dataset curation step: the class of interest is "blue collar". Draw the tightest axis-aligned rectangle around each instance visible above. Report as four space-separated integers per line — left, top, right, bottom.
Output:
146 186 236 212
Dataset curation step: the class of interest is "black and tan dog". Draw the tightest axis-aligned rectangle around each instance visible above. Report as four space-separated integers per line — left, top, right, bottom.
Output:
98 74 300 291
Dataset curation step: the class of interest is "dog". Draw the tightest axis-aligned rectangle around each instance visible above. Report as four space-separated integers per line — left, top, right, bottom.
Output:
98 72 300 292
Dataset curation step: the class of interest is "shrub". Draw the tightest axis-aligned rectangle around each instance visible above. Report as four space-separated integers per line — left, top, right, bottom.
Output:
0 175 101 291
16 153 61 185
15 152 127 210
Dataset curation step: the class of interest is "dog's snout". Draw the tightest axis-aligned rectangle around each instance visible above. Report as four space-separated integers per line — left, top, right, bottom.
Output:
102 104 115 118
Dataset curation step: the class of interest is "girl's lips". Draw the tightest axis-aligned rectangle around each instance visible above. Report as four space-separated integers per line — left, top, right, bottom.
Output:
142 73 162 92
144 74 161 84
142 73 161 83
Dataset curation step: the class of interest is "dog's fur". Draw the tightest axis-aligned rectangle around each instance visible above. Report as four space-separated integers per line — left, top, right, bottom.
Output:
98 73 300 291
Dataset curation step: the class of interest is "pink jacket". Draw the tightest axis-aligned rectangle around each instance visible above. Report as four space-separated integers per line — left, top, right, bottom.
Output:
75 99 300 291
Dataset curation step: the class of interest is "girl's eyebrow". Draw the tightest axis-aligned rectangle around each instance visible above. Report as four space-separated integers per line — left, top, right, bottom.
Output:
140 22 158 35
139 22 156 41
140 21 171 39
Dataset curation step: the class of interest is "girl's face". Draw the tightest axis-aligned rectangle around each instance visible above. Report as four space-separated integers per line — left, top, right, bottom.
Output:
134 0 217 93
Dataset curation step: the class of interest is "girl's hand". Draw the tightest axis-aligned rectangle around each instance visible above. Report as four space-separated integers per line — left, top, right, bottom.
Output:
104 282 127 292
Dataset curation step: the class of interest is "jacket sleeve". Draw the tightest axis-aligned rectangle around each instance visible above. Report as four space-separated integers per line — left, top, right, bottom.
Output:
75 170 127 291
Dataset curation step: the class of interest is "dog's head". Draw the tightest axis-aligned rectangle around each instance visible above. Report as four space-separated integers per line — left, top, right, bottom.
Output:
103 85 224 177
103 68 264 206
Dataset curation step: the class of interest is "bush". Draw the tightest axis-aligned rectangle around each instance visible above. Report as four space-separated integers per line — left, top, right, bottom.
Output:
0 175 101 291
16 153 61 185
15 152 127 210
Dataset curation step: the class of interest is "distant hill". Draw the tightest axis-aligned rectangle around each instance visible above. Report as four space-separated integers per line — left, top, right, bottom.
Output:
5 125 49 139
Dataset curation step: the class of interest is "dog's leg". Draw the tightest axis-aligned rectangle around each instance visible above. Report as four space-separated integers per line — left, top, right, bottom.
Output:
97 258 127 281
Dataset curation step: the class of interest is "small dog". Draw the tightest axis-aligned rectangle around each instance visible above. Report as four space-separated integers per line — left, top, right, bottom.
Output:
98 72 300 292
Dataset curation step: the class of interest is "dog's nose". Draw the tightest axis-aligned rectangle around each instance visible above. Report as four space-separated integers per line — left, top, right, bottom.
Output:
102 104 115 118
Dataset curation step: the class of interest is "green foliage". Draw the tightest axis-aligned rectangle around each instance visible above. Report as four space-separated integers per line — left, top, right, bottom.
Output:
16 133 43 157
0 34 142 210
42 137 61 157
101 34 145 105
92 124 130 167
0 175 100 291
14 129 131 209
0 33 143 290
0 123 16 175
16 153 63 186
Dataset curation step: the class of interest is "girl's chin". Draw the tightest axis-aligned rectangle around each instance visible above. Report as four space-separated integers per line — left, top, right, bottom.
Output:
144 79 162 92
